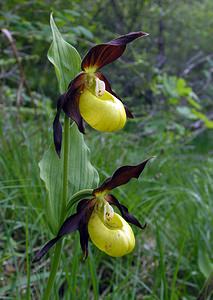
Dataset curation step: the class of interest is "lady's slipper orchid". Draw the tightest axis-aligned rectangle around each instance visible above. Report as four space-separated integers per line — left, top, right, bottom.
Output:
33 158 151 262
53 31 149 156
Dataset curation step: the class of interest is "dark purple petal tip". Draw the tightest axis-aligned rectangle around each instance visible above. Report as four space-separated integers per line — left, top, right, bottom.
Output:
53 94 66 157
79 222 89 260
33 236 60 263
109 31 148 46
63 73 86 133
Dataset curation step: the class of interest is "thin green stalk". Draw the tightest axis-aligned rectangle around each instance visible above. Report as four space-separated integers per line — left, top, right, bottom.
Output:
170 237 185 300
41 242 62 300
88 246 99 300
42 116 70 300
26 212 31 300
61 116 70 222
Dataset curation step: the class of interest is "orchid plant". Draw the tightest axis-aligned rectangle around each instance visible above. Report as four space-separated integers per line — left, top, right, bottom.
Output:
35 14 151 299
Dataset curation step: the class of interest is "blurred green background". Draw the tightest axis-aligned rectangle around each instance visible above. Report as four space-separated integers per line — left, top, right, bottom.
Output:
0 0 213 299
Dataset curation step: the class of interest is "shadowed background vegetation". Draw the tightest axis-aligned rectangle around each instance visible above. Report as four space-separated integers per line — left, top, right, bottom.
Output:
0 0 213 299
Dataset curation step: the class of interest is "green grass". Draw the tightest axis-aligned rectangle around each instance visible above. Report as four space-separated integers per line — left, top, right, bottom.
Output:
0 111 212 299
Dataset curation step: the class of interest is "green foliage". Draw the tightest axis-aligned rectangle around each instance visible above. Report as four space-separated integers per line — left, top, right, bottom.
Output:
150 73 213 133
48 13 81 93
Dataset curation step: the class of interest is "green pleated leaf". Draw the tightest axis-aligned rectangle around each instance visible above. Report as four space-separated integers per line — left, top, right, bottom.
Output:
47 13 81 93
39 123 99 234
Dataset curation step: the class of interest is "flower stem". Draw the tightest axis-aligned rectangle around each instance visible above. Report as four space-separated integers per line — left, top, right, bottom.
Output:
25 212 31 300
61 115 70 222
42 115 70 300
42 242 62 300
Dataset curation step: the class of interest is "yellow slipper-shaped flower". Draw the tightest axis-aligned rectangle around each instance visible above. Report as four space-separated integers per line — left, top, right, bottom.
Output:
88 209 135 257
79 89 126 132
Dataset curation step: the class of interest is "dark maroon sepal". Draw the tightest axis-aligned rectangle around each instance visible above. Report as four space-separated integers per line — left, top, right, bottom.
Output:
82 31 148 71
106 194 146 230
53 94 66 157
63 73 86 134
94 157 152 193
96 72 134 119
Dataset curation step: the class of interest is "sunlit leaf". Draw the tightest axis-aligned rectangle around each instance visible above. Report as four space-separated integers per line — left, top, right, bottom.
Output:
187 97 202 110
191 109 213 129
176 78 191 96
204 119 213 129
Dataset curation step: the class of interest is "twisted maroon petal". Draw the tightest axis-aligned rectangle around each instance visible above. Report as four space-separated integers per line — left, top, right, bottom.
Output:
82 31 148 71
63 73 86 133
33 212 82 262
33 199 92 262
94 157 152 193
63 93 85 133
53 94 66 157
106 194 146 230
79 221 89 259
